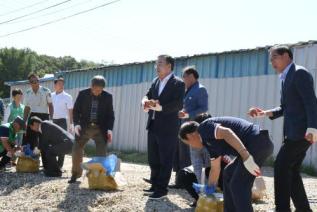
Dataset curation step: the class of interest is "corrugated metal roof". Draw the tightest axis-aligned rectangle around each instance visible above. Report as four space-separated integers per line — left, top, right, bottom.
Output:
59 40 317 74
4 40 317 86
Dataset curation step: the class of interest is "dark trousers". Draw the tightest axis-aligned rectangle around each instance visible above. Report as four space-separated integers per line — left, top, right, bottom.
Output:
23 113 49 169
173 139 191 173
53 118 67 168
43 137 73 176
274 139 312 212
0 150 11 168
148 130 178 194
223 130 274 212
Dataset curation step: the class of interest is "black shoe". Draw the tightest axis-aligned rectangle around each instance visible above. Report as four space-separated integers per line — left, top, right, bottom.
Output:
44 170 62 177
68 175 77 183
148 192 167 200
143 187 155 193
189 201 197 207
168 184 182 189
143 178 152 184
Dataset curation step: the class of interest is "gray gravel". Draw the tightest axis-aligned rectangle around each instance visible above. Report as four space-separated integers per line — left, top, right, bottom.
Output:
0 156 316 212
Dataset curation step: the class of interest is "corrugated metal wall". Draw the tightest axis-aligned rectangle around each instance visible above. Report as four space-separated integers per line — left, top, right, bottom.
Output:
7 43 317 168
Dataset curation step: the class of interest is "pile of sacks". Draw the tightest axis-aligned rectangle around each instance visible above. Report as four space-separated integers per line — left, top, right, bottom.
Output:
81 154 127 191
14 144 41 173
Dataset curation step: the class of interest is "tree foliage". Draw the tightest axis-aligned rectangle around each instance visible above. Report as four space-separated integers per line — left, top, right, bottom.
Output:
0 47 102 97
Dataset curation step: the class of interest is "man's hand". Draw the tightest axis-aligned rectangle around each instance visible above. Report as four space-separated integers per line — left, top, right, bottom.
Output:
74 125 81 137
6 150 14 158
178 110 189 119
305 128 317 144
248 107 266 118
142 98 156 112
243 155 261 176
150 100 162 111
69 124 74 134
106 130 113 144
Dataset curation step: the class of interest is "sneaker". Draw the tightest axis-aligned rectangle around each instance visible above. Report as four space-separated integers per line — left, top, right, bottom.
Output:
68 175 77 183
189 201 197 207
168 184 182 189
148 192 167 200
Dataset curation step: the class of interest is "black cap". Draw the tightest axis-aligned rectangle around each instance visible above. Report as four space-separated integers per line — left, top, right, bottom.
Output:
13 116 25 130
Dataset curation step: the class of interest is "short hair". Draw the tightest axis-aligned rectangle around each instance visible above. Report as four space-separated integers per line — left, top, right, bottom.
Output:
91 75 106 88
28 72 39 80
54 76 64 84
194 113 212 124
183 66 199 79
12 88 23 97
269 45 293 60
29 116 42 125
158 55 175 71
179 121 199 140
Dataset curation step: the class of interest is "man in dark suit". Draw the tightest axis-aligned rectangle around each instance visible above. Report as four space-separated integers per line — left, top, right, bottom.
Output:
28 116 73 177
141 55 185 199
249 45 317 212
68 75 115 183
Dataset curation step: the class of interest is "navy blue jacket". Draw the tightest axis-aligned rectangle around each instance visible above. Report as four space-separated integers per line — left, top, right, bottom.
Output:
183 82 208 119
145 74 185 134
270 63 317 140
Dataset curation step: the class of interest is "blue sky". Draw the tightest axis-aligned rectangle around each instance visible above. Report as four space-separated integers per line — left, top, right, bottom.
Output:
0 0 316 64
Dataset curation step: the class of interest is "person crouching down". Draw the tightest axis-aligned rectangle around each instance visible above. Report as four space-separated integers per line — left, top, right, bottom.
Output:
28 116 73 177
0 116 25 170
179 117 273 212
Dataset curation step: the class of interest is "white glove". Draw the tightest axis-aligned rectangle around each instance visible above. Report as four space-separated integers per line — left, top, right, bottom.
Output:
243 155 261 176
74 125 81 136
150 103 162 111
14 151 23 157
33 147 41 155
305 128 317 143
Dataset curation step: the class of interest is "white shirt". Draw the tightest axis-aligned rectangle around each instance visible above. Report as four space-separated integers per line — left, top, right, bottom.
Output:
24 86 52 114
158 72 173 96
51 91 73 119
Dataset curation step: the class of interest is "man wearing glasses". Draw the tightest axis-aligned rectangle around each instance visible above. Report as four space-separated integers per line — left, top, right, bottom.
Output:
23 73 53 169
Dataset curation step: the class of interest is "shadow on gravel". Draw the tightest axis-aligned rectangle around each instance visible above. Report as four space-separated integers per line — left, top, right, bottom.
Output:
0 169 65 196
144 196 194 212
58 182 121 212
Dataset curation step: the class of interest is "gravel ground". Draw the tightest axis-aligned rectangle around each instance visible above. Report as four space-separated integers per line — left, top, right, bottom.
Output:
0 156 316 212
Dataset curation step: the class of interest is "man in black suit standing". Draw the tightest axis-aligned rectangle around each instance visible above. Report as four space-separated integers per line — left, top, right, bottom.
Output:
142 55 185 199
249 45 317 212
69 75 115 183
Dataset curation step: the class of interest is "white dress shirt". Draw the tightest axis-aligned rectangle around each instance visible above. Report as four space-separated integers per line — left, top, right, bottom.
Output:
51 90 73 119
